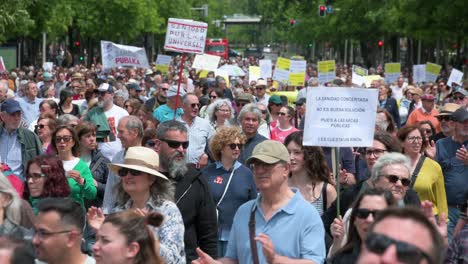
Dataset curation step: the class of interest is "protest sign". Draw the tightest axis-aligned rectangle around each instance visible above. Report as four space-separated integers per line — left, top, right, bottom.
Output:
249 66 261 84
272 57 290 84
318 60 336 84
289 60 306 86
303 87 378 147
43 62 54 72
363 75 382 88
101 41 150 69
192 54 220 71
352 65 368 86
164 18 208 54
155 55 172 73
426 62 442 83
271 91 298 106
447 68 463 87
384 63 401 84
259 59 272 79
0 57 5 72
413 64 426 83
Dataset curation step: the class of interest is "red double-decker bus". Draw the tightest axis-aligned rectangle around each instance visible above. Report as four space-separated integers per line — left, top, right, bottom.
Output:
205 38 228 59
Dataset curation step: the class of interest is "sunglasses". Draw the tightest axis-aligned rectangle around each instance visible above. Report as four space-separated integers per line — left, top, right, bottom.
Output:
383 174 411 187
146 140 156 147
209 96 217 99
364 232 433 264
161 88 169 92
260 110 267 114
228 143 243 150
255 87 265 90
160 138 189 149
355 208 381 219
124 104 131 108
55 136 73 143
453 96 464 100
26 172 47 180
436 116 453 122
422 128 432 134
190 103 201 108
35 124 47 130
118 168 143 177
278 112 287 116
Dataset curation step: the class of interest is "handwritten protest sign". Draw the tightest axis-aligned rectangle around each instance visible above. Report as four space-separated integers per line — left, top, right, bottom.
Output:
43 62 53 72
447 68 463 87
192 54 220 71
426 62 442 83
249 66 260 84
164 18 208 54
304 87 378 147
352 65 368 86
259 60 272 79
363 75 382 88
318 60 336 84
384 63 401 84
101 41 150 69
154 55 171 73
272 57 290 84
413 64 426 83
289 60 306 86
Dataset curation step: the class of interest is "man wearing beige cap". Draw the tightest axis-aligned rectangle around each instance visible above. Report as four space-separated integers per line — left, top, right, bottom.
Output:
407 93 441 133
433 103 461 142
194 140 326 264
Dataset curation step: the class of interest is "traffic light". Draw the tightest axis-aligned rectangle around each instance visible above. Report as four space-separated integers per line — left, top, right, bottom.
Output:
289 19 296 26
319 5 326 17
79 55 84 61
74 41 81 47
378 40 384 47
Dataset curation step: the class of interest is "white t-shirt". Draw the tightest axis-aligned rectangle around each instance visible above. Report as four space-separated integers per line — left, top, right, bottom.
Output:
62 158 80 172
98 104 129 161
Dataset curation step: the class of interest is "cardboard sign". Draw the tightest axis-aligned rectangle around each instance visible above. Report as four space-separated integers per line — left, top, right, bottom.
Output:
352 65 368 86
318 60 336 84
272 57 290 84
289 60 307 86
384 63 401 84
303 87 378 147
164 18 208 54
249 66 261 84
43 62 54 72
192 54 220 71
413 64 426 83
259 59 272 79
154 55 172 73
425 62 442 83
101 41 150 69
447 68 463 87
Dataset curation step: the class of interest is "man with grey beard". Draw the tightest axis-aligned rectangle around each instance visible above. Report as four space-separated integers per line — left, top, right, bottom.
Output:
155 120 218 263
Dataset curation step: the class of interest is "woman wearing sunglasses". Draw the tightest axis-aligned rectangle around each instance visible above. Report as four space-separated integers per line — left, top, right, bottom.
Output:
328 188 396 263
202 127 257 257
271 106 299 143
51 125 97 208
89 146 185 263
397 125 448 218
35 113 57 154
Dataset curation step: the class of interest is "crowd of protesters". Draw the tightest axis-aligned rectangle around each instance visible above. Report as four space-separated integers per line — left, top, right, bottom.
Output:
0 54 466 264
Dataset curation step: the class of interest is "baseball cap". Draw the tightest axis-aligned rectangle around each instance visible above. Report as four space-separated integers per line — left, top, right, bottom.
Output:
1 99 22 114
97 83 114 93
166 85 186 98
235 93 254 103
452 107 468 123
43 72 53 81
269 95 282 105
295 97 306 106
256 79 267 87
436 103 460 116
246 140 290 165
453 88 468 97
127 83 142 92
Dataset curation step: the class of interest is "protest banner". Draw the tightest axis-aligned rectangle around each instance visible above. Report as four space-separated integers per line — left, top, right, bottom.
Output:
272 57 290 84
289 60 306 86
352 65 368 86
384 63 401 84
249 66 260 84
101 41 150 69
303 87 378 148
43 62 54 72
192 54 220 71
0 57 5 72
155 55 172 73
425 62 442 83
413 64 426 83
318 60 336 84
164 18 208 54
259 59 272 79
447 68 464 87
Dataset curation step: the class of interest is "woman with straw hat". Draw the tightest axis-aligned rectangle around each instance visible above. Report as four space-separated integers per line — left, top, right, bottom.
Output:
88 146 186 264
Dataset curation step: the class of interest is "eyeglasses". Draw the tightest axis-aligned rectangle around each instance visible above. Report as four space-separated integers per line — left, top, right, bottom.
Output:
190 103 201 108
355 208 381 219
365 148 387 157
146 140 156 147
406 136 423 142
160 138 189 149
35 124 47 130
228 143 243 150
453 96 465 101
383 174 411 187
255 87 265 90
98 91 109 96
278 112 287 116
26 172 47 181
161 88 169 92
436 115 453 122
422 128 432 134
124 104 131 109
209 96 217 99
118 168 143 177
34 229 73 240
364 232 433 264
55 136 73 143
217 109 230 113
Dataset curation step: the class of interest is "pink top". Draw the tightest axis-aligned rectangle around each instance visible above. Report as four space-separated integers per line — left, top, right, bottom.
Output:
271 126 299 143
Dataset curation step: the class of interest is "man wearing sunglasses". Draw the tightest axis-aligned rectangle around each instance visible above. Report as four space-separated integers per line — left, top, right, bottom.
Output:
432 103 460 142
435 107 468 240
452 88 467 108
155 120 218 263
358 207 445 264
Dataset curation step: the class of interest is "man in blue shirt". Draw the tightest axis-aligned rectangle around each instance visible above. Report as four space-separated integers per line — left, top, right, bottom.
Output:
153 85 185 125
194 140 326 264
16 81 42 126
